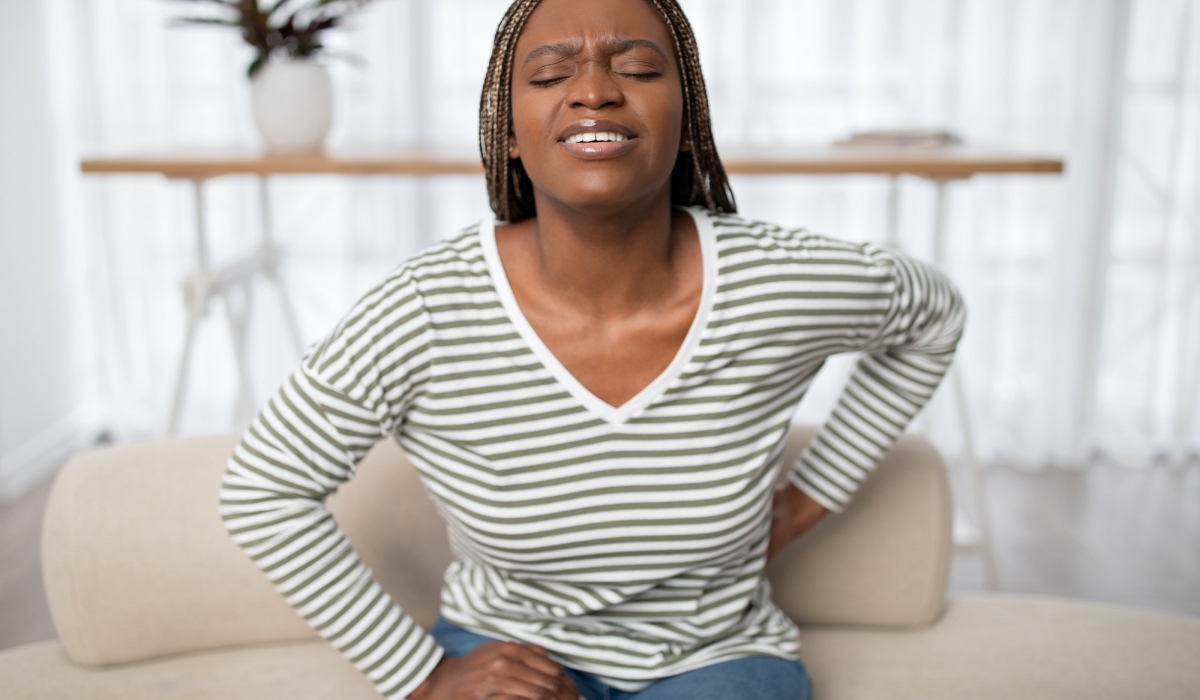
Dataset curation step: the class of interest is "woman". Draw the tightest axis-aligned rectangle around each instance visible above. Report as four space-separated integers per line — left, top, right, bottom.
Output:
218 0 965 698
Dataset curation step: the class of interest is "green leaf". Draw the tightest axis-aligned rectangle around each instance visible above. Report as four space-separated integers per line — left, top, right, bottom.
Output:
247 54 266 78
170 17 244 27
163 0 241 6
293 37 323 57
162 0 378 60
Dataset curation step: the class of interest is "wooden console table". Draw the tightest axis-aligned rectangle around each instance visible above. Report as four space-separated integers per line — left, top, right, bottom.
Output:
82 147 1063 178
81 147 1065 591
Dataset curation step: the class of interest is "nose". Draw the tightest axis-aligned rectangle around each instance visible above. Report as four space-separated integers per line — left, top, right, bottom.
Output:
567 61 624 111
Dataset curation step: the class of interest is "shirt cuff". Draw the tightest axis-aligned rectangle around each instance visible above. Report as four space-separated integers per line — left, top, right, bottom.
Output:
387 638 444 699
788 451 853 514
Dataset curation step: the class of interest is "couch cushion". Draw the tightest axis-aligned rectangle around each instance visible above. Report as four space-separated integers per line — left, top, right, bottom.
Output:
5 596 1197 699
800 595 1200 700
0 640 379 700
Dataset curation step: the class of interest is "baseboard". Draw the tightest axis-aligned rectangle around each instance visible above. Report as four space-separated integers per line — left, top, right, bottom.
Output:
0 403 102 501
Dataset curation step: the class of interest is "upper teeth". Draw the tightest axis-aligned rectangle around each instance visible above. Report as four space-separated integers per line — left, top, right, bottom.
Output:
565 132 628 144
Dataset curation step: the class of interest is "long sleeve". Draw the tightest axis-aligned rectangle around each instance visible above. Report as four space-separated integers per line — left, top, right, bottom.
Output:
218 268 440 699
789 245 967 512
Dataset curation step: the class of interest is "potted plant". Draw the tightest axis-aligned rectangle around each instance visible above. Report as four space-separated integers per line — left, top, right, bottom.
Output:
168 0 376 153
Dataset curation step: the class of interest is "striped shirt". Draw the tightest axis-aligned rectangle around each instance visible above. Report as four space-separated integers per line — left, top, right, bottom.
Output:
218 206 965 698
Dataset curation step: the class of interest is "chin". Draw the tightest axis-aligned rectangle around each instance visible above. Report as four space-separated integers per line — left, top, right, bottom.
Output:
548 175 669 212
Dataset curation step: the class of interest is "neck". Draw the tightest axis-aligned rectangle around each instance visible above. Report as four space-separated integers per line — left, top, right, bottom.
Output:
522 191 686 316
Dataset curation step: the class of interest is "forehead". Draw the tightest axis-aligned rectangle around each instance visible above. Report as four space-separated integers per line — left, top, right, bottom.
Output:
515 0 676 63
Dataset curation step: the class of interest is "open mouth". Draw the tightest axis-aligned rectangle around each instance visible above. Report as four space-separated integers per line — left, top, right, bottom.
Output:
558 120 638 158
563 132 631 144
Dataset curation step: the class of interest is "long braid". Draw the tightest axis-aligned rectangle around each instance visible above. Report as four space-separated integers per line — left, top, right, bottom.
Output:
641 0 736 214
480 0 736 222
479 0 542 221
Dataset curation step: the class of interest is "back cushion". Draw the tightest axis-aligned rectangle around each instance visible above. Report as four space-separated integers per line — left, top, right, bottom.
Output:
42 425 949 666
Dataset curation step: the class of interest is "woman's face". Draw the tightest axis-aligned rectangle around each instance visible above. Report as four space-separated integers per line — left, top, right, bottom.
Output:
510 0 687 214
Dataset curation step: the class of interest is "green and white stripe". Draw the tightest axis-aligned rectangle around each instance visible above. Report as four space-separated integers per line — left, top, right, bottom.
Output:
218 206 964 697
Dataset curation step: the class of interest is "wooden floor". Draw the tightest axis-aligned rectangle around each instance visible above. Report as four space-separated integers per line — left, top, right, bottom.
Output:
1 463 1198 653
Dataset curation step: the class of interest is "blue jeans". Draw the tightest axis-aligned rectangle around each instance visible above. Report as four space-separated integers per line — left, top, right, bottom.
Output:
430 616 812 700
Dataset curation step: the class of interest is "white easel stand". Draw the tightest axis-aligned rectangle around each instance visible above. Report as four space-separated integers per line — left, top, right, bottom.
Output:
167 176 305 434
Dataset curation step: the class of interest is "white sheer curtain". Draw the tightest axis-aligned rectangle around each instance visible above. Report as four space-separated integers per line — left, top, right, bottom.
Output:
64 0 1198 468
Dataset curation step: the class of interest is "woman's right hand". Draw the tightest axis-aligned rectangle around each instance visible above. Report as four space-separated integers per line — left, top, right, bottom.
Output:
408 641 581 700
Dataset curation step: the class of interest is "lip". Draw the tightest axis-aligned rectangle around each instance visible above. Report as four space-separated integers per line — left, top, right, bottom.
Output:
558 119 637 142
557 119 639 160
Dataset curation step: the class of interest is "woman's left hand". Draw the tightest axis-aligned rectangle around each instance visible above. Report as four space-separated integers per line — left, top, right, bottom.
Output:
766 485 829 563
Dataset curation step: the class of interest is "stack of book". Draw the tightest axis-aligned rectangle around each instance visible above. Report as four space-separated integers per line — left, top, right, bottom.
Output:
833 129 963 149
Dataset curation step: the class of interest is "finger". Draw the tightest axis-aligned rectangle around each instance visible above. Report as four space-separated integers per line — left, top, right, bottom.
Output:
513 657 580 700
485 647 565 692
503 643 569 678
491 642 580 698
485 675 575 700
543 662 581 698
522 648 581 698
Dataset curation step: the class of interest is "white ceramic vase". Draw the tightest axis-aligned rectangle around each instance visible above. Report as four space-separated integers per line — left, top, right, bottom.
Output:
250 60 333 153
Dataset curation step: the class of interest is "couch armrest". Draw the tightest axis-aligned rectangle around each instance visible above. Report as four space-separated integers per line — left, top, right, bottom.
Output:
41 435 318 666
766 428 953 628
41 432 450 668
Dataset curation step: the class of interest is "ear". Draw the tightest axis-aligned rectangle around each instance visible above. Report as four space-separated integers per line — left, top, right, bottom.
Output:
508 135 520 160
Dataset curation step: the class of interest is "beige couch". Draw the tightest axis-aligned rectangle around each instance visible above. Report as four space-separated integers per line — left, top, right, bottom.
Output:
1 426 1197 699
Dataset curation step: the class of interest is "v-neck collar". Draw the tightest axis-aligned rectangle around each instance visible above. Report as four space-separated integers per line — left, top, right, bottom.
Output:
479 206 718 426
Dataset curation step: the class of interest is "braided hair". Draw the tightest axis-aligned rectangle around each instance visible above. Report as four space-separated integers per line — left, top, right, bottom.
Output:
479 0 737 222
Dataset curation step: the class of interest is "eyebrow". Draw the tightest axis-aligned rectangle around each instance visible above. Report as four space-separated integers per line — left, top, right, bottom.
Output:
521 38 670 66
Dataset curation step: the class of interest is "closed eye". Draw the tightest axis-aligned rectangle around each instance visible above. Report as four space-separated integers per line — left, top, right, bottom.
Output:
530 77 568 87
531 71 662 87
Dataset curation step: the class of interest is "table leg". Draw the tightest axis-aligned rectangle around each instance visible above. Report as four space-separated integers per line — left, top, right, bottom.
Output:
931 177 1000 591
167 178 212 434
258 176 306 355
886 175 901 249
949 361 1000 589
221 281 254 427
168 291 202 435
932 179 948 265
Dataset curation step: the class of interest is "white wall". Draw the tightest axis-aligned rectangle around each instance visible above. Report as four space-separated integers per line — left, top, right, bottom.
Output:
0 0 99 500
